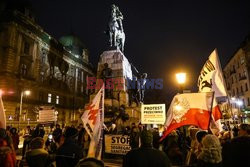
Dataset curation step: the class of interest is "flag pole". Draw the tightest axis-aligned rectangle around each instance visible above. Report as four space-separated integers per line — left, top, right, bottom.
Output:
207 91 215 133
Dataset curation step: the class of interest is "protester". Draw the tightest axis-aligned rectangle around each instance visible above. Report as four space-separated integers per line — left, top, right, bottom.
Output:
83 131 90 158
163 130 184 166
77 123 85 147
129 123 140 149
238 123 250 136
123 129 171 167
26 137 54 167
152 128 160 149
56 127 83 167
222 135 250 167
0 128 16 167
75 158 105 167
185 127 199 165
9 128 19 151
195 130 208 157
197 134 222 167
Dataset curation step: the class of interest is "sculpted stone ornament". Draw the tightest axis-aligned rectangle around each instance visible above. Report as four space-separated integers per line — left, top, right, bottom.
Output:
107 4 125 52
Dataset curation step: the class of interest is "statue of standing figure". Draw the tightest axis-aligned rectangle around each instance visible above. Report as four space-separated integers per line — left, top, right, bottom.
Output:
107 4 125 52
101 63 113 98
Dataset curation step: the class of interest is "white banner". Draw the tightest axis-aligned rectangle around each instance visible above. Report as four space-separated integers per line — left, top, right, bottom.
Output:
141 104 166 124
104 135 131 155
38 106 56 123
197 49 227 97
81 85 104 160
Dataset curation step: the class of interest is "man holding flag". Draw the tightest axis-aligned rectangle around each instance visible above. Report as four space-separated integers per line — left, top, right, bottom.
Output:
81 84 104 160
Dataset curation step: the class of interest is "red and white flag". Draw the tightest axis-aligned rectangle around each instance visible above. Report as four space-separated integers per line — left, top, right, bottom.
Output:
81 85 104 160
161 92 216 141
0 92 6 129
198 49 226 132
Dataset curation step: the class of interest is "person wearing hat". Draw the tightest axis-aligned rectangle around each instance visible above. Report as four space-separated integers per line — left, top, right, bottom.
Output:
56 127 83 167
26 137 54 167
123 129 171 167
197 134 222 167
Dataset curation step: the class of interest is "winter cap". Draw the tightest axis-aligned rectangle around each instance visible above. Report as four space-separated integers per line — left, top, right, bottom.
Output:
140 129 153 146
30 137 44 149
64 127 79 138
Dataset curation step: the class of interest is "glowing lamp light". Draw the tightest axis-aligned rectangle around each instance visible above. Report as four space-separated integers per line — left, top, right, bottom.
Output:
176 73 186 84
174 105 183 111
0 89 3 96
24 90 31 96
236 100 243 106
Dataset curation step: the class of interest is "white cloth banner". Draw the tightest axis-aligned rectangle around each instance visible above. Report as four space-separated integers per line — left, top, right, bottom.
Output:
81 85 104 160
197 49 227 97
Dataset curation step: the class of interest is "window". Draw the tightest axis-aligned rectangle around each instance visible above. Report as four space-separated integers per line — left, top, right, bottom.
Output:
40 72 44 83
24 42 30 54
240 56 245 64
241 86 243 93
248 98 250 106
48 93 52 103
56 95 59 104
39 92 44 102
236 87 239 95
21 64 27 76
246 83 248 92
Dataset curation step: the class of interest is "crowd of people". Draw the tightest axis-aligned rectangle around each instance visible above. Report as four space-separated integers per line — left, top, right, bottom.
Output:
124 123 250 167
0 122 249 167
0 124 102 167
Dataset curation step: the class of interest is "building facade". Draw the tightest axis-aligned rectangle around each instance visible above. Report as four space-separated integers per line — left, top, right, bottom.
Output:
224 35 250 121
0 1 94 128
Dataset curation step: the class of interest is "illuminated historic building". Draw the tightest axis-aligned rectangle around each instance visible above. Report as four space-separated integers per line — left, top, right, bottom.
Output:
0 1 94 127
224 35 250 115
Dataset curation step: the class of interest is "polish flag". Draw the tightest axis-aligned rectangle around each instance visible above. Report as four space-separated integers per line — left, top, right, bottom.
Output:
81 84 104 160
160 92 215 141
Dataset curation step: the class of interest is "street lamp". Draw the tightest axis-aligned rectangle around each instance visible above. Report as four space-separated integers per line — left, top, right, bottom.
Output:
18 90 31 130
176 73 186 93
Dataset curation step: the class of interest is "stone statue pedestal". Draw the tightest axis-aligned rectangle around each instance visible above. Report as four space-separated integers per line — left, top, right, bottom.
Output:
97 50 132 104
87 50 141 129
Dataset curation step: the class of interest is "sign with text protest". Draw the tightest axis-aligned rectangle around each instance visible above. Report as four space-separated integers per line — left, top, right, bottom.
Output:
104 135 131 155
141 104 166 124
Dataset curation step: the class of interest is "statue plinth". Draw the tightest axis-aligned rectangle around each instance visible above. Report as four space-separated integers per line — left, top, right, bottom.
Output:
97 50 132 92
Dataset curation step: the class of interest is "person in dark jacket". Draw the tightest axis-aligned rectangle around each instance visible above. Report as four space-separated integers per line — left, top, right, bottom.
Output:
123 129 171 167
56 127 83 167
9 128 19 151
222 135 250 167
26 137 54 167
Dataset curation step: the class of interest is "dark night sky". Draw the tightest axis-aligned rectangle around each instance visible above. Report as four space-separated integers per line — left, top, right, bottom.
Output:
28 0 250 101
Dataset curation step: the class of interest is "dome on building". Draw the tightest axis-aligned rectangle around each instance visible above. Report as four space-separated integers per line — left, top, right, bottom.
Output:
59 35 86 56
